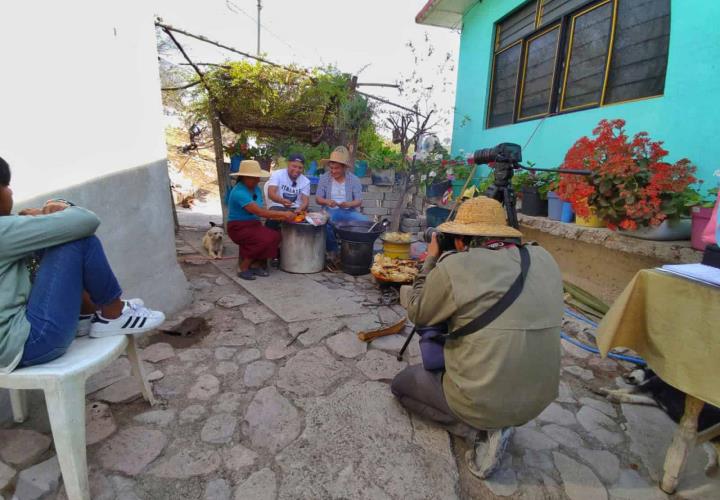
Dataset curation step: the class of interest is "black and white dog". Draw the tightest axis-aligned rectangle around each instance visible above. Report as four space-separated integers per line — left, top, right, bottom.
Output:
600 367 720 472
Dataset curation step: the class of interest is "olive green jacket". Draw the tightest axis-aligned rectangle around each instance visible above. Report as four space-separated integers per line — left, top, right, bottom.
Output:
407 245 563 430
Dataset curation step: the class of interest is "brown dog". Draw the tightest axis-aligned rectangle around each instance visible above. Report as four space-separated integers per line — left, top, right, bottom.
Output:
202 222 225 259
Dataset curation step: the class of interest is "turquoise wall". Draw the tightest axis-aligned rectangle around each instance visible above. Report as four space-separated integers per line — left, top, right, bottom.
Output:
451 0 720 187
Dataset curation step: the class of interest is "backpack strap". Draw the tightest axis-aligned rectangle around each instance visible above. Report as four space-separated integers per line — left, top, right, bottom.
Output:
447 245 531 340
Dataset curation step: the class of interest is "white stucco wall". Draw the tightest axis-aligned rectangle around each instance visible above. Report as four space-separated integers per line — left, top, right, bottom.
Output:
0 0 168 200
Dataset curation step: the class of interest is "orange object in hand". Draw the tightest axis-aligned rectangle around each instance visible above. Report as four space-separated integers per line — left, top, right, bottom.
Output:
293 212 306 223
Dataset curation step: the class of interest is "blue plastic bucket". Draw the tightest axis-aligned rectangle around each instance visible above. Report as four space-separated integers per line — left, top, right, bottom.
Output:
561 202 575 223
230 155 243 173
426 207 451 228
306 160 318 176
548 191 563 221
354 160 368 177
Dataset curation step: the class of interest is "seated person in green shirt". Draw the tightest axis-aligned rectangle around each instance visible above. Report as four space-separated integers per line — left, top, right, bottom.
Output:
0 156 165 373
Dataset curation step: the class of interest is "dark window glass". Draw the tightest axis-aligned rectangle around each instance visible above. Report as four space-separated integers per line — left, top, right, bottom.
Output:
488 43 522 127
539 0 587 26
519 25 560 119
604 0 670 103
561 1 613 110
497 2 538 49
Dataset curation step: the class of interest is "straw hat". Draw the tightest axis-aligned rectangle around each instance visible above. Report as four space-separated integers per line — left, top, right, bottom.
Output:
319 146 352 167
229 160 270 178
437 196 522 238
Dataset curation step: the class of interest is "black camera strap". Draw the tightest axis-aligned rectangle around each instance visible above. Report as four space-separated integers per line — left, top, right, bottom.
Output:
447 245 531 340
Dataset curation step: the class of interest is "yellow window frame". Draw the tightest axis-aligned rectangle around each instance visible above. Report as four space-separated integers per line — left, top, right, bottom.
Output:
559 0 618 112
517 23 562 121
486 39 524 129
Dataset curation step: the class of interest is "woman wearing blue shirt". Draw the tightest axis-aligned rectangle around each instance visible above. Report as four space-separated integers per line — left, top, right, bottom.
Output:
227 160 295 280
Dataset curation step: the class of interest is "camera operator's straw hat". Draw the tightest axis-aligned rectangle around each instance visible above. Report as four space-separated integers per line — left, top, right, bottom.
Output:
319 146 352 168
229 160 270 178
437 196 522 238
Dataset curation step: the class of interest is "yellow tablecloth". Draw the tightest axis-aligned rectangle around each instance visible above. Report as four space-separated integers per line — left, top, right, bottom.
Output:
597 269 720 407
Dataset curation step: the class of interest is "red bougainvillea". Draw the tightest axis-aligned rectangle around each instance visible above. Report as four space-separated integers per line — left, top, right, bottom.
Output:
556 119 697 230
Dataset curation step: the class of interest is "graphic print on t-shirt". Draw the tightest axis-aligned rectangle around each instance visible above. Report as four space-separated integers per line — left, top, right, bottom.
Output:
267 169 310 209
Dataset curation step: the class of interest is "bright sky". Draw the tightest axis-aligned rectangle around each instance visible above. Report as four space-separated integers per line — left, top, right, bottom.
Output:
151 0 460 141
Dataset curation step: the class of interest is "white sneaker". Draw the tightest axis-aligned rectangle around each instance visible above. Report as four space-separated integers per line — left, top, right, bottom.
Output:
77 299 144 337
466 427 514 479
90 301 164 338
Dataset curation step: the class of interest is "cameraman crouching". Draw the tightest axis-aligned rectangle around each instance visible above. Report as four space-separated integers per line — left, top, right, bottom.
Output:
391 196 563 479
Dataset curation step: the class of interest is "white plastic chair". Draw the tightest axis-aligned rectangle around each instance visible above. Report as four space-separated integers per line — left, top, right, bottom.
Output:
0 336 155 500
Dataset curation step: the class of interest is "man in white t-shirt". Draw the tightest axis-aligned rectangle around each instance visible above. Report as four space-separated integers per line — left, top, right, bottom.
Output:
265 153 310 230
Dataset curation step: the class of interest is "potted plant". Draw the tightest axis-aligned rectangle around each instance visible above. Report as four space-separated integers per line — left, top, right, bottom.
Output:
557 119 697 236
691 187 718 250
225 138 248 173
513 167 555 216
369 147 402 186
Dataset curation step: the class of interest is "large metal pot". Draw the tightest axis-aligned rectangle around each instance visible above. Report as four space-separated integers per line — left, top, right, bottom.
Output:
280 222 326 274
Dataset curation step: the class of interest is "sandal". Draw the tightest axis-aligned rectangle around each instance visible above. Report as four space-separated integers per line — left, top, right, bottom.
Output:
237 270 256 281
252 268 270 277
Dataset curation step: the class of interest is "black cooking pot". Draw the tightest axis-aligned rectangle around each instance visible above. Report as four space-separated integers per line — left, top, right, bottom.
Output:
333 220 386 244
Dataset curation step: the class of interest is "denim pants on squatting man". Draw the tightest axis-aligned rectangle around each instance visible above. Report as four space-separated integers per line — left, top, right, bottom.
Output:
325 208 369 252
20 236 122 367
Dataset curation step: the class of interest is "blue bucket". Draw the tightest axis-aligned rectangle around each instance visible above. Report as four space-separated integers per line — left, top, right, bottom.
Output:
548 191 563 221
230 155 243 173
561 202 575 223
306 160 318 176
354 160 368 177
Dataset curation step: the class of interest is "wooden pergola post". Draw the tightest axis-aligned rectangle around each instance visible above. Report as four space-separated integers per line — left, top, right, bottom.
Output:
210 104 229 225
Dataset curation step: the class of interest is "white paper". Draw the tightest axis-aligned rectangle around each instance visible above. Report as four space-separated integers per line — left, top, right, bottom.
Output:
658 263 720 288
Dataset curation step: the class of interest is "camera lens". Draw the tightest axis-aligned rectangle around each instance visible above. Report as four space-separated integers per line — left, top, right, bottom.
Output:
423 227 438 243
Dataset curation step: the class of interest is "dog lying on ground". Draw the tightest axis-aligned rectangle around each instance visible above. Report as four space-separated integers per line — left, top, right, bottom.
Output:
202 222 225 259
599 367 720 473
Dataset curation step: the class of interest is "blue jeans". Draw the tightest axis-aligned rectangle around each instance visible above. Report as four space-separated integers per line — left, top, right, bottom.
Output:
326 208 369 252
20 236 122 367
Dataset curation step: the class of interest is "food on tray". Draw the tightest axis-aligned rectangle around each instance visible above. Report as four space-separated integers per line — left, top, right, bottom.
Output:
293 212 307 223
371 254 419 283
383 232 412 243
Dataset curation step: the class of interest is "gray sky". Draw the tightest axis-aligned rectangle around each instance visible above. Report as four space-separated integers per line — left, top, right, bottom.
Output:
152 0 460 141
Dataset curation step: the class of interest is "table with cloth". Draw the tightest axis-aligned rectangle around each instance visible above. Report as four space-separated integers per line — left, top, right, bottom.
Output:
597 269 720 493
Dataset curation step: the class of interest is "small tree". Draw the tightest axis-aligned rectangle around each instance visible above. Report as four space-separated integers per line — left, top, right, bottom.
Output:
380 35 455 230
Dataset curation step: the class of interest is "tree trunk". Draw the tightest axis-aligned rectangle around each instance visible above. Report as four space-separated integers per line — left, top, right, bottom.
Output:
209 105 229 225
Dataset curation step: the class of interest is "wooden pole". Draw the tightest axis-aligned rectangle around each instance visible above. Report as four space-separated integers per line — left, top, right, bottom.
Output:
210 105 229 225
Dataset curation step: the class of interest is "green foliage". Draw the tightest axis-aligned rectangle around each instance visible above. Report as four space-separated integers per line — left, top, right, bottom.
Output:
512 168 557 200
265 138 331 165
201 61 351 142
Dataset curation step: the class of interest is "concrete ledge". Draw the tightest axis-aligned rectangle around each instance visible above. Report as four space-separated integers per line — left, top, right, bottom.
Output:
518 214 701 264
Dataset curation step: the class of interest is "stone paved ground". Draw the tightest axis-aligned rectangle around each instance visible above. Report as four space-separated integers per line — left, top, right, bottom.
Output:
2 225 720 500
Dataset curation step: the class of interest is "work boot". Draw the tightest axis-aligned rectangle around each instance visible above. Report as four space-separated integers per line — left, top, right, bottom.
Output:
465 427 514 479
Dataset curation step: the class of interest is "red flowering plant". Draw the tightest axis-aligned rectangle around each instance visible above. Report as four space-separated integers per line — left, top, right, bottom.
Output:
556 119 697 230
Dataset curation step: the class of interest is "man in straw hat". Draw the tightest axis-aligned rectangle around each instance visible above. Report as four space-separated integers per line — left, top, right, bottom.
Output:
316 146 368 256
227 160 295 280
391 196 563 479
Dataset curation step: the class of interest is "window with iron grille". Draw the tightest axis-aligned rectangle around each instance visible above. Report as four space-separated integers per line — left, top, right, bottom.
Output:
486 0 670 128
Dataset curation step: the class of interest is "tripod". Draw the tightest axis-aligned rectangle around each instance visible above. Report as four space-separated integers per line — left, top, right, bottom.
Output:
484 160 520 229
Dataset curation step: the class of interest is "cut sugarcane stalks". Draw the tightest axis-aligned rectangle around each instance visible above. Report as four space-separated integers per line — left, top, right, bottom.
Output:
563 281 609 316
357 317 407 342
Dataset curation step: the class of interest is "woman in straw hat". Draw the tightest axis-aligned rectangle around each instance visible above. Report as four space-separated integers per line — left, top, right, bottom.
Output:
227 160 295 280
316 146 368 254
391 196 563 480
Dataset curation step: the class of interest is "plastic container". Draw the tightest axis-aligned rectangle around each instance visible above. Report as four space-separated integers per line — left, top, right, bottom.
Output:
547 192 563 221
451 179 466 198
691 206 713 250
306 160 318 176
383 241 411 259
354 160 368 177
621 218 691 241
576 210 605 228
426 207 451 228
560 202 575 223
309 175 319 195
520 186 548 216
230 155 243 173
